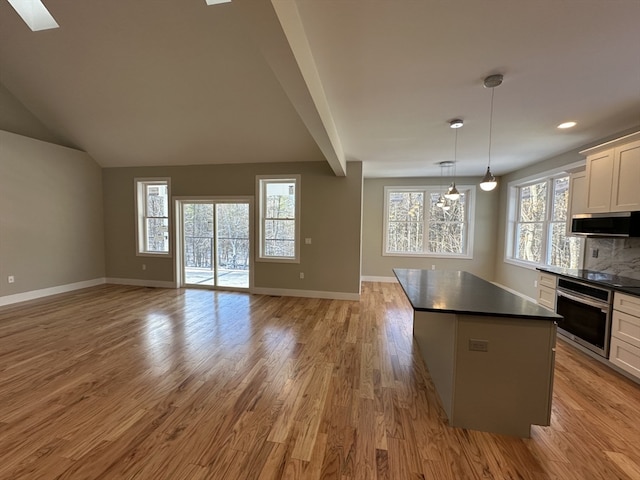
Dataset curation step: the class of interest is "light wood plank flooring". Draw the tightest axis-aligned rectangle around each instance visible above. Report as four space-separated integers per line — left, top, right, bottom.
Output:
0 282 639 479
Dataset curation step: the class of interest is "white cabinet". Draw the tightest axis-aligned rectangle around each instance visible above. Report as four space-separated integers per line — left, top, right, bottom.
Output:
610 292 640 379
611 139 640 211
537 272 557 311
567 169 587 234
581 132 640 213
568 170 587 217
584 151 614 213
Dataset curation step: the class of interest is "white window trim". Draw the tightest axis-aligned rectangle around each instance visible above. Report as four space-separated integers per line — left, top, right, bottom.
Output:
504 161 584 270
256 174 301 263
382 185 476 259
135 177 172 257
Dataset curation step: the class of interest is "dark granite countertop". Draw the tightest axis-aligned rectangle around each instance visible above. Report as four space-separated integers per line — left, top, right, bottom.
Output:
393 269 560 320
537 267 640 297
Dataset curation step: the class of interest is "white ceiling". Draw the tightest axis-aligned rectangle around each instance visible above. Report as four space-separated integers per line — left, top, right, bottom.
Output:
1 0 639 178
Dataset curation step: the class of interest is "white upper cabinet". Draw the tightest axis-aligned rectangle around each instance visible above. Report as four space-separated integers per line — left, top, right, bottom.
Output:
581 132 640 213
568 169 587 217
584 150 614 213
611 139 640 212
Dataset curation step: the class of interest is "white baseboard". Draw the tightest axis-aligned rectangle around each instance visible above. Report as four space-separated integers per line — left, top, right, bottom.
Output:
361 276 398 283
491 282 537 304
0 278 106 307
251 287 360 301
106 278 178 289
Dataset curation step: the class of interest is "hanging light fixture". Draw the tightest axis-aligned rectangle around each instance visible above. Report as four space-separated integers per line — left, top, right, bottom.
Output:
436 161 453 208
444 119 462 201
480 74 502 192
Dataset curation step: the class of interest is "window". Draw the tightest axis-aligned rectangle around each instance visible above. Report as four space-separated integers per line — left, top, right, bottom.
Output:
384 186 474 257
136 178 170 256
509 174 581 268
257 175 300 262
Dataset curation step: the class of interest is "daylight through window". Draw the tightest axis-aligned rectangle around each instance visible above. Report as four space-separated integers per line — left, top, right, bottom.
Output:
136 179 170 255
384 186 474 257
257 176 300 262
511 175 581 268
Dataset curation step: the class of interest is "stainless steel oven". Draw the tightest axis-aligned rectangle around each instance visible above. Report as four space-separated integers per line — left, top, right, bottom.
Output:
555 278 612 358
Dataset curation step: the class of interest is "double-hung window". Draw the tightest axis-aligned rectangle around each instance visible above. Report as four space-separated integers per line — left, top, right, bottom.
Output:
384 186 474 257
508 174 581 268
135 178 171 256
257 175 300 262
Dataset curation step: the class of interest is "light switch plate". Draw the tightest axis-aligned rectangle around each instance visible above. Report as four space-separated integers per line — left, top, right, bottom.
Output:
469 339 489 352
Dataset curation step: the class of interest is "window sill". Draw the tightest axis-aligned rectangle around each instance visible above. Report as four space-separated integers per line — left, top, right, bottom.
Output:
136 252 172 258
503 257 542 271
383 252 473 260
257 257 300 264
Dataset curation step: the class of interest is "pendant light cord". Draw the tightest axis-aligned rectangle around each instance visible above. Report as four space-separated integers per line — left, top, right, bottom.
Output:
453 127 458 178
488 86 495 169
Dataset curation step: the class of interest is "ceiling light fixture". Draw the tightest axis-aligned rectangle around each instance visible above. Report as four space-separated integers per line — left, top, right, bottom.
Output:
444 120 462 201
6 0 59 31
205 0 232 5
557 121 577 129
480 74 502 192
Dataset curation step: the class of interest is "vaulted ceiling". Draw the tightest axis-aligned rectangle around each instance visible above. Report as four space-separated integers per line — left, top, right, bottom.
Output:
1 0 639 178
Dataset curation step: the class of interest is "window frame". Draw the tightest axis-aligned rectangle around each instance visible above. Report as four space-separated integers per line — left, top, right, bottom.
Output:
504 163 584 270
135 178 172 257
256 175 301 263
382 185 475 259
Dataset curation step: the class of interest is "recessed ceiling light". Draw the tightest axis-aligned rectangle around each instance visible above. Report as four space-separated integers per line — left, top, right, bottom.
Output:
6 0 59 31
557 121 577 129
205 0 232 5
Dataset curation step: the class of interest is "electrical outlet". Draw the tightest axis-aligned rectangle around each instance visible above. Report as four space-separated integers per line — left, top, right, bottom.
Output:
592 248 599 258
142 264 146 271
431 265 436 270
299 272 304 279
8 275 15 284
305 238 312 245
469 339 489 352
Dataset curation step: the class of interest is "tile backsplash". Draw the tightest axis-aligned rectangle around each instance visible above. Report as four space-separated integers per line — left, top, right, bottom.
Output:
584 237 640 280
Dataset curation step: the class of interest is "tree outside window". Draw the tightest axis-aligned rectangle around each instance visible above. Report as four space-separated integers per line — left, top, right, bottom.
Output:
512 175 581 268
257 176 300 262
384 186 473 257
136 179 170 256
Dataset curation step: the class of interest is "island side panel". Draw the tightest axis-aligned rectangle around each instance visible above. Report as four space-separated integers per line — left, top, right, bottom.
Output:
452 315 556 437
412 310 457 419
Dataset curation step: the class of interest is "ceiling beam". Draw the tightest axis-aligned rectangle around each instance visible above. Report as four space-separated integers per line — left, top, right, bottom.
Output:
232 0 346 176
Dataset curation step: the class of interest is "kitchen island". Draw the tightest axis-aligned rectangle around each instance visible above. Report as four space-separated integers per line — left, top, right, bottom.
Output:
394 269 560 437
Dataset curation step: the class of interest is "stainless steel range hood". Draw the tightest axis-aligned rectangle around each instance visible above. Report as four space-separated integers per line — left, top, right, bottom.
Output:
570 211 640 237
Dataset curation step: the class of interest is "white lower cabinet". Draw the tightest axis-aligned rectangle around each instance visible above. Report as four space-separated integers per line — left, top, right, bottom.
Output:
537 272 557 311
610 293 640 379
610 337 640 378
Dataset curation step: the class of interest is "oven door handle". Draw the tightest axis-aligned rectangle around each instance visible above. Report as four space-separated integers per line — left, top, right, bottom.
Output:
556 289 609 313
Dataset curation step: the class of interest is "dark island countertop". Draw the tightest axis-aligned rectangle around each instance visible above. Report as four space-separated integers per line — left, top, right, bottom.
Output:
394 269 561 321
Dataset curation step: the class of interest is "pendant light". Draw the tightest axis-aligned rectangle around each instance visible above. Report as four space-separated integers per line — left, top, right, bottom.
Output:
436 161 453 208
480 74 502 192
445 119 462 201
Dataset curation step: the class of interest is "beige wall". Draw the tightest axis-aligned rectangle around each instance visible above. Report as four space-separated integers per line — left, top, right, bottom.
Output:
103 161 363 295
0 82 72 148
0 130 105 298
362 176 499 281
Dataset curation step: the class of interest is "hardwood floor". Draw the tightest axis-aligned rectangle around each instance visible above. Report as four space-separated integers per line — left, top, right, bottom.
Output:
0 282 639 479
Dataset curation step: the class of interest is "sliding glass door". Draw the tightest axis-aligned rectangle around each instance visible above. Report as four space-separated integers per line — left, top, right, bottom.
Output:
178 199 251 290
